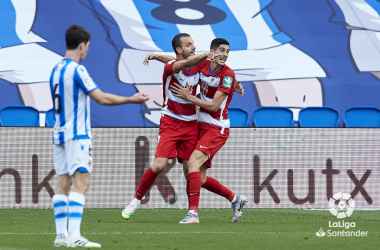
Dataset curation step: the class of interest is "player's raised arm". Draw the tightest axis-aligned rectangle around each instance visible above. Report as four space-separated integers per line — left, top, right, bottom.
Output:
173 52 220 73
170 82 227 112
89 89 149 105
143 54 176 65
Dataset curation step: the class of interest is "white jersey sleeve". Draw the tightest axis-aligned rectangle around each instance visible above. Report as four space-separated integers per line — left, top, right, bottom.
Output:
73 65 98 94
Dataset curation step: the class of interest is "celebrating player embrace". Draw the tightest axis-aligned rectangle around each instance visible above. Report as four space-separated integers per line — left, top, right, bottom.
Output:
170 38 248 224
136 37 247 224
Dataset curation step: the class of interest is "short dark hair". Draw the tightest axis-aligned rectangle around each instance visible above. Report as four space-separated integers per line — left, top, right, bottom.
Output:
172 33 190 55
65 25 91 50
210 38 229 51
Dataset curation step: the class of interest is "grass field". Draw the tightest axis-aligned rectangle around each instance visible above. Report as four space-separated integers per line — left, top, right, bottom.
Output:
0 208 379 250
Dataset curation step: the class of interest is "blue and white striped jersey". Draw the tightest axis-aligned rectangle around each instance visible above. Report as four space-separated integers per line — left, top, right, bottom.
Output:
50 59 98 144
0 0 46 48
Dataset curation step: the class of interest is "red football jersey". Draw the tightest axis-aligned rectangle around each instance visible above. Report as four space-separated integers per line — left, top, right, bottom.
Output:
161 60 200 121
198 60 236 129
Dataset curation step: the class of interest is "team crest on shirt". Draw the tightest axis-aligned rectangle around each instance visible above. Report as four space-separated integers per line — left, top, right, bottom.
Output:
223 76 233 88
201 80 209 96
186 83 194 94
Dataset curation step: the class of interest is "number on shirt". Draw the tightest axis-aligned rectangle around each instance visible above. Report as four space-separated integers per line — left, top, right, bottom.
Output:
149 0 226 25
53 84 62 114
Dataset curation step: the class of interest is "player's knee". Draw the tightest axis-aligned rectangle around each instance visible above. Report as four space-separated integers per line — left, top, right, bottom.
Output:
56 184 71 195
68 178 74 187
74 179 90 194
151 162 166 174
188 160 200 172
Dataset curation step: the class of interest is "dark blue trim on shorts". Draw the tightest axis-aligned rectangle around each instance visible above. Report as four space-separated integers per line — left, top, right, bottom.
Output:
77 167 88 173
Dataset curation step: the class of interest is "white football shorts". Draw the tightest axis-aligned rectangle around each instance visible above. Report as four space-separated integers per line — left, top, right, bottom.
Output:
54 139 93 176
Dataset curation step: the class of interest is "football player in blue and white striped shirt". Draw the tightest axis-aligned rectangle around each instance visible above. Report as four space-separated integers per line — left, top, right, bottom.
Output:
51 25 149 248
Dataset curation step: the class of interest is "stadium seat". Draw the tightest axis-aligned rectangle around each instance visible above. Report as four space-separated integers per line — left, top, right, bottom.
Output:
344 106 380 127
253 107 294 127
45 108 55 127
298 107 339 127
0 106 40 127
228 107 249 127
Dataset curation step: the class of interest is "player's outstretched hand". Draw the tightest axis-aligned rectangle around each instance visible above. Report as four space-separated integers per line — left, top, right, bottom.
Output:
207 52 221 61
234 81 244 96
170 82 191 100
143 54 156 66
132 92 150 103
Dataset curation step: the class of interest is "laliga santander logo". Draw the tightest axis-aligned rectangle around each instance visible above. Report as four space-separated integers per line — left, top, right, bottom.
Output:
329 192 355 218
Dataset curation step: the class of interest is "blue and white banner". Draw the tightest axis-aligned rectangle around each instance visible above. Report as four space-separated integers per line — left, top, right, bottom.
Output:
0 0 380 126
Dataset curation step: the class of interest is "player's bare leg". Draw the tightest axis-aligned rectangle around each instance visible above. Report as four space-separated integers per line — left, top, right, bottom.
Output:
182 160 191 209
253 78 323 121
17 82 53 126
122 157 168 219
135 84 163 125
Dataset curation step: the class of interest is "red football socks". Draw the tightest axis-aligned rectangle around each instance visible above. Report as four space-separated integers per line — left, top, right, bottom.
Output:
188 172 201 213
135 167 159 200
202 177 235 202
186 180 190 209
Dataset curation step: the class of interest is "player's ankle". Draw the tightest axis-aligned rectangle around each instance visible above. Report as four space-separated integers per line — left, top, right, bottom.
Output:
231 195 237 203
68 233 80 238
189 210 197 215
57 233 68 239
131 198 141 207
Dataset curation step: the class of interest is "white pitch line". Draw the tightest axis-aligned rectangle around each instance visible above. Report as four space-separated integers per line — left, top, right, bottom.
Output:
0 231 317 235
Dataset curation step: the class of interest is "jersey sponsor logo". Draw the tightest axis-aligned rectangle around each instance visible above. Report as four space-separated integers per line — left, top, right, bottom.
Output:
223 76 233 88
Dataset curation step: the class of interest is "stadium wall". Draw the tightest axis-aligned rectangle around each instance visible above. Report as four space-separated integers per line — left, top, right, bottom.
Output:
0 128 379 209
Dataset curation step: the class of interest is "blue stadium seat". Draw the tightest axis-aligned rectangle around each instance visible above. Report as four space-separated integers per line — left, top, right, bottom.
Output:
45 108 55 127
344 106 380 127
228 107 249 127
0 106 40 127
298 107 339 127
253 107 294 127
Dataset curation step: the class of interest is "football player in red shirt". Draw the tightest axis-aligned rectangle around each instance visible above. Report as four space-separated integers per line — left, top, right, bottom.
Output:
171 38 248 224
122 33 220 220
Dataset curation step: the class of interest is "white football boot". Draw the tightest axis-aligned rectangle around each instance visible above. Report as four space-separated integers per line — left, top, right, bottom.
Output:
231 194 248 222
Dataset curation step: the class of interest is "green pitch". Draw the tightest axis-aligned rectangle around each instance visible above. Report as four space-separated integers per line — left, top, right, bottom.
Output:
0 209 378 250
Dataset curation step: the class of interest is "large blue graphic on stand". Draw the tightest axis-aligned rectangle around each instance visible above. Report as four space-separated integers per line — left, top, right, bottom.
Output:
0 0 379 127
